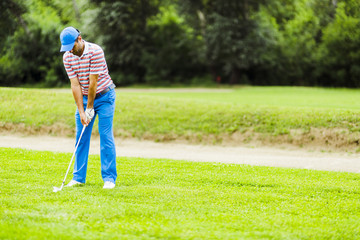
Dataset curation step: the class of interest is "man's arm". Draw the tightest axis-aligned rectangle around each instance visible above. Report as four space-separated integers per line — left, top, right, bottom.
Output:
70 77 88 126
86 74 98 109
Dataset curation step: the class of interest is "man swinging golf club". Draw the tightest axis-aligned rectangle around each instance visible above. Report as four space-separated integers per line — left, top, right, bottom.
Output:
59 26 117 189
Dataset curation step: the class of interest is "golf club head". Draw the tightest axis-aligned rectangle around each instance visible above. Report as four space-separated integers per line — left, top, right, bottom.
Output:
53 186 62 192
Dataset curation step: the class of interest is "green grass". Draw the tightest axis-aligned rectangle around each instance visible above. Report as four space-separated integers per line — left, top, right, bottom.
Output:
1 86 360 141
128 86 360 110
0 148 359 239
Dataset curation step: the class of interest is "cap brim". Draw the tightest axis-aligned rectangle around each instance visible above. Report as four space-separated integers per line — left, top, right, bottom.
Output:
60 42 75 52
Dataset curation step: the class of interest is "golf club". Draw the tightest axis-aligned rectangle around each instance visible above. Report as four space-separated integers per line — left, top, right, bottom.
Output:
53 125 86 192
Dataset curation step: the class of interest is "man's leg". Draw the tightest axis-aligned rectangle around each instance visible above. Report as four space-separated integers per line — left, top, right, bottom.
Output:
99 116 117 183
94 90 117 184
73 109 96 183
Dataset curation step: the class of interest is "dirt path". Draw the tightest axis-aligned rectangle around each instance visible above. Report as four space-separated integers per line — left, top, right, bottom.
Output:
1 134 359 173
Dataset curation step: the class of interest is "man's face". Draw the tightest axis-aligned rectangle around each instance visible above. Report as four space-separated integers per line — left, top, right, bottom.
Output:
70 37 83 56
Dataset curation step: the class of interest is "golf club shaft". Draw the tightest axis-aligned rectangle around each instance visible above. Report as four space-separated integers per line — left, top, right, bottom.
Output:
61 125 86 185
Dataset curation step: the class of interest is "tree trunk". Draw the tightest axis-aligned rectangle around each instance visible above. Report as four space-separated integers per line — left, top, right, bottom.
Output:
6 0 31 36
242 0 249 21
72 0 81 23
17 14 30 36
230 68 240 85
332 0 337 8
197 10 206 37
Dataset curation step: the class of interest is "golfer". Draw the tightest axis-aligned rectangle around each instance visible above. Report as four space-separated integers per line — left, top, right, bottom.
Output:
60 26 117 189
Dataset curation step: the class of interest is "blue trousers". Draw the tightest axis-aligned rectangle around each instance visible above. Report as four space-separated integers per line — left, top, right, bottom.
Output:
73 89 117 184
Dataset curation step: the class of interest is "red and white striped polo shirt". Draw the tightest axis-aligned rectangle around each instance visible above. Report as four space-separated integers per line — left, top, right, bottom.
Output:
63 41 113 95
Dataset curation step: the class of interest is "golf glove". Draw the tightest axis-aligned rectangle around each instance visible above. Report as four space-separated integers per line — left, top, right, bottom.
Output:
85 108 95 122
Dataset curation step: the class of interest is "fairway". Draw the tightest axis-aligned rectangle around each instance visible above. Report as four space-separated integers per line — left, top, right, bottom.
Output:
1 148 359 239
2 86 360 151
121 86 360 110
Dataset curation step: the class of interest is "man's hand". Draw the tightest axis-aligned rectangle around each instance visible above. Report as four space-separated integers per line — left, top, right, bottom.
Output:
85 108 95 123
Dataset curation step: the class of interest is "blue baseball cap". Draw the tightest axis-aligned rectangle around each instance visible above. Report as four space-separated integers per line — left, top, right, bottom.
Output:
59 27 80 52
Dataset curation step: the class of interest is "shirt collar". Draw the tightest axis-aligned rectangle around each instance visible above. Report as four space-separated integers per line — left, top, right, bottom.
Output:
69 40 89 58
82 41 89 56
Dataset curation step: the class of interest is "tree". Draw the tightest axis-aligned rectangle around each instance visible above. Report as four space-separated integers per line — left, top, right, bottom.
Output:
141 5 205 85
1 0 30 36
181 0 276 84
316 2 360 87
0 0 68 87
89 0 161 85
277 1 321 85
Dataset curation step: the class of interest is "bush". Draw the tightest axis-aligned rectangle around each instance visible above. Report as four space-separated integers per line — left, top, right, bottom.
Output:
316 3 360 87
142 5 205 85
0 27 67 87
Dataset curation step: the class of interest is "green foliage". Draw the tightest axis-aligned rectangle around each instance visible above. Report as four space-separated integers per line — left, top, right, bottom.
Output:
263 0 300 27
1 0 360 87
0 148 360 240
0 27 66 87
1 148 360 239
0 0 24 48
316 2 360 87
181 0 274 84
142 5 205 85
0 0 69 87
3 87 360 146
253 0 360 87
88 0 160 85
277 2 320 85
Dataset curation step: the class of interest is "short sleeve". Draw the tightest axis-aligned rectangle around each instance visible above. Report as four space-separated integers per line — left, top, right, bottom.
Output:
90 47 105 75
63 54 76 79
